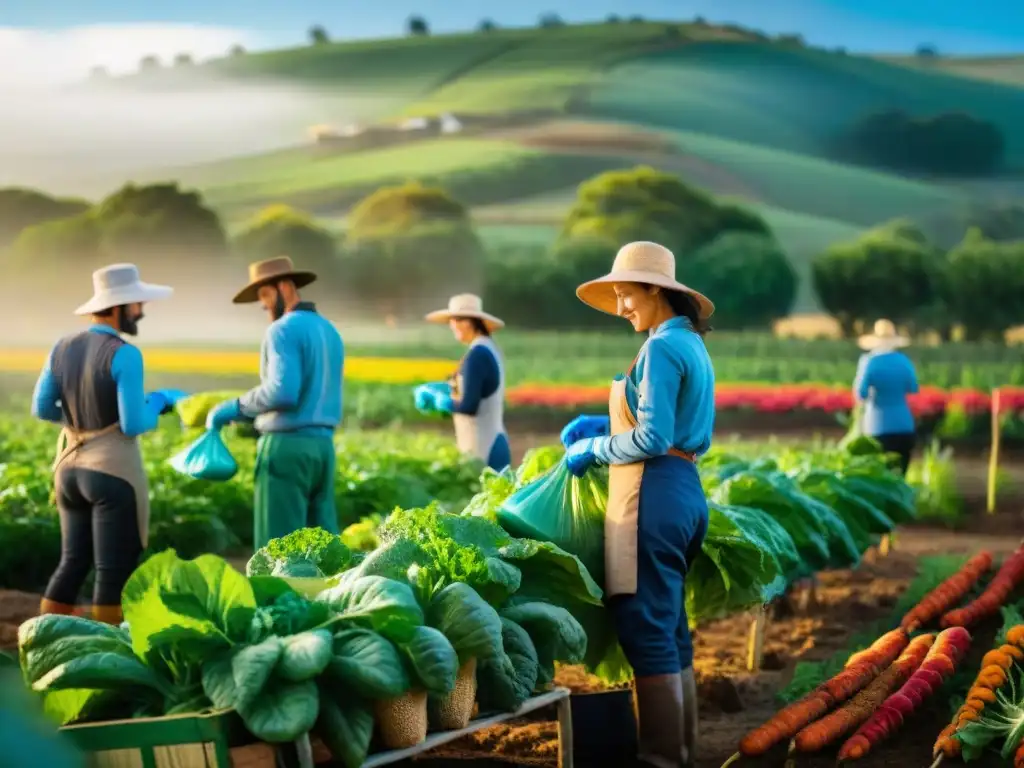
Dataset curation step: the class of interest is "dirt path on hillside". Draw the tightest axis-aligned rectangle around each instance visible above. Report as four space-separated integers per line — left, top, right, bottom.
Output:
482 119 764 203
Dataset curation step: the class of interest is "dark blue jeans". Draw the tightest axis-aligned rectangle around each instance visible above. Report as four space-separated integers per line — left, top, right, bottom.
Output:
608 456 708 676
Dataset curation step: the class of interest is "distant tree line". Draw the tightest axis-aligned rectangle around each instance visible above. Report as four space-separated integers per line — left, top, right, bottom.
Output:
835 108 1006 176
813 216 1024 341
2 168 1021 339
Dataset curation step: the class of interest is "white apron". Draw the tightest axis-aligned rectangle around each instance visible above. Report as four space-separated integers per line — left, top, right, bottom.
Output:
604 357 695 597
52 423 151 548
450 337 506 463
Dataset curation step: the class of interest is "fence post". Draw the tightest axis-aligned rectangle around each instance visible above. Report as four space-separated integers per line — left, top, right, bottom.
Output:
988 388 1001 515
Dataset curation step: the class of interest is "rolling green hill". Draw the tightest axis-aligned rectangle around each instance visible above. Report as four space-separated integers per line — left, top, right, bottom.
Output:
99 23 1024 313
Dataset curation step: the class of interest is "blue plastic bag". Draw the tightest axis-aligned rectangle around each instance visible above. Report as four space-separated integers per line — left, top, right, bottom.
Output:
497 456 608 582
168 429 239 481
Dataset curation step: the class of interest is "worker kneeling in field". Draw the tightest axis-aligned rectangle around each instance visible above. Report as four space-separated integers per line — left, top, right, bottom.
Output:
560 242 715 768
207 257 344 550
32 264 183 624
413 294 511 471
854 318 919 475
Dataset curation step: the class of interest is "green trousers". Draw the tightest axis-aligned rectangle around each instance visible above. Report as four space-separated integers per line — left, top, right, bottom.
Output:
253 432 338 550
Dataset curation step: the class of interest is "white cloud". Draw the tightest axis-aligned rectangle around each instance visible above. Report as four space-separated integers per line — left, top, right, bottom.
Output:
0 24 262 86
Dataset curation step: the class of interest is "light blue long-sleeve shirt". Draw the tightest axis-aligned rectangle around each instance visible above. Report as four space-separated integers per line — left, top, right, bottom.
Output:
31 325 164 437
239 303 344 436
591 315 716 465
854 350 919 436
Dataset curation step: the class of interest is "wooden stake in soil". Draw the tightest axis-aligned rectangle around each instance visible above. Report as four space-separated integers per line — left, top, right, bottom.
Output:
988 387 1002 515
879 534 892 556
747 604 768 672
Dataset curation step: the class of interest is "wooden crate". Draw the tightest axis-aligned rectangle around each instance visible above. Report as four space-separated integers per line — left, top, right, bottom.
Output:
60 710 275 768
315 688 574 767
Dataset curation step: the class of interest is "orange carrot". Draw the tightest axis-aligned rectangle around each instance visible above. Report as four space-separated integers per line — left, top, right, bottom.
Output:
933 635 1024 758
737 629 908 756
901 552 993 632
942 548 1024 630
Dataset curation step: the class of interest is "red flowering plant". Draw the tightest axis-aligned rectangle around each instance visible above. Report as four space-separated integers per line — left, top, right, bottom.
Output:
505 383 1024 438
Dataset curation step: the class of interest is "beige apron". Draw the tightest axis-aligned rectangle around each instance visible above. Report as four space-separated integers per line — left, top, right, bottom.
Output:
53 423 151 548
449 338 506 463
604 357 695 597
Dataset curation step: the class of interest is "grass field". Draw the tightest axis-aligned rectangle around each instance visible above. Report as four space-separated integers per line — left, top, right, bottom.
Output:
193 138 621 215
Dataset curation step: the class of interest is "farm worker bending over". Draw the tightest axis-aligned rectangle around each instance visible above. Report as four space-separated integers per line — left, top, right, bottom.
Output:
560 242 715 768
206 257 344 549
854 318 919 475
31 264 183 624
413 294 511 471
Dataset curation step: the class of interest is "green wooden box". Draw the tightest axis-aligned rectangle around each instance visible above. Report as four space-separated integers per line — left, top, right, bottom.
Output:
60 710 276 768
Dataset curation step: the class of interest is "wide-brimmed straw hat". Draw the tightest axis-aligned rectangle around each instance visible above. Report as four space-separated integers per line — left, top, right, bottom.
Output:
576 241 715 319
858 319 910 351
232 256 317 304
425 294 505 331
74 263 173 316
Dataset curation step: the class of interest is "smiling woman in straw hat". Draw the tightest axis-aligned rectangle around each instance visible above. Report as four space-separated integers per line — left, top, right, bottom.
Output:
559 241 715 768
412 293 511 471
853 318 919 475
205 256 345 550
30 263 184 625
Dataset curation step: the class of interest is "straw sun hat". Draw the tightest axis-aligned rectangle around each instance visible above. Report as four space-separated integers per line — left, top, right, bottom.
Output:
425 294 505 332
576 241 715 319
858 319 910 351
74 263 173 315
232 256 317 304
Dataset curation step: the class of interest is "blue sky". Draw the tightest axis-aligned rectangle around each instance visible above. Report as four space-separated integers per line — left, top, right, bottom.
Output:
1 0 1021 86
8 0 1024 54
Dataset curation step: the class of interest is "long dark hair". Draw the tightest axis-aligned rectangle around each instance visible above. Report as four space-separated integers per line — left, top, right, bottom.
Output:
453 316 491 337
664 289 711 337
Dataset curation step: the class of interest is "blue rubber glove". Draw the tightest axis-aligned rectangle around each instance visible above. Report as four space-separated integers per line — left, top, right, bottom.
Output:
565 438 600 477
433 391 454 414
413 382 449 413
150 388 189 415
146 391 171 416
560 414 611 448
206 399 242 431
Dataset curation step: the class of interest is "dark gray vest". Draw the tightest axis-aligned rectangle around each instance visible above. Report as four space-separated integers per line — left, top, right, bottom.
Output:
50 331 126 431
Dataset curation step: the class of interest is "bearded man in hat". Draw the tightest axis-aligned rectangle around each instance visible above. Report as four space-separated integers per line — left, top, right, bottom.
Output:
31 263 184 624
206 257 344 549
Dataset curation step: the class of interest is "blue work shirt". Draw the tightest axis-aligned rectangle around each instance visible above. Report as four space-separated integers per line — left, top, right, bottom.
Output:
239 303 343 436
854 350 919 436
450 343 501 415
31 324 164 437
592 316 716 465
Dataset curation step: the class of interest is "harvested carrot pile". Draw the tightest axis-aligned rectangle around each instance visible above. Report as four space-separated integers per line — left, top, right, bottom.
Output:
793 633 935 752
731 628 909 761
838 627 971 761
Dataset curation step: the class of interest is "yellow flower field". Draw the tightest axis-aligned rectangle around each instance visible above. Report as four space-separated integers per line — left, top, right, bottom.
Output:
0 349 456 384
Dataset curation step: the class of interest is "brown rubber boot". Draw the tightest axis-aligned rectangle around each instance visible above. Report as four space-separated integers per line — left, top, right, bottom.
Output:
92 605 123 625
39 598 75 616
680 667 698 768
632 673 685 768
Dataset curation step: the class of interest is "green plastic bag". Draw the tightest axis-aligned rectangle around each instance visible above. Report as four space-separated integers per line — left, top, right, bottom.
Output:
168 429 239 481
497 457 607 583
